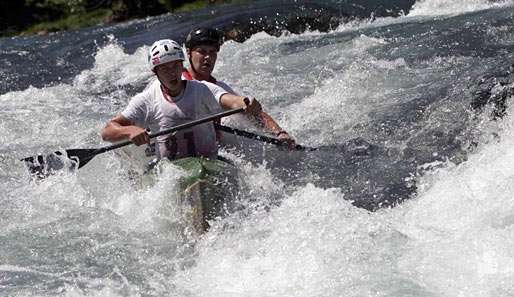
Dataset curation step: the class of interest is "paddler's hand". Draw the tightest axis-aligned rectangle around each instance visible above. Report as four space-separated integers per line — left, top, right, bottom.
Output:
276 130 296 150
127 126 150 145
243 97 262 116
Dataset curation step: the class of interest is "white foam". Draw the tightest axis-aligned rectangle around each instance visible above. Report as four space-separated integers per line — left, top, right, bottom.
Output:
73 39 152 92
3 9 514 296
173 184 389 297
391 101 514 295
171 103 514 295
408 0 512 16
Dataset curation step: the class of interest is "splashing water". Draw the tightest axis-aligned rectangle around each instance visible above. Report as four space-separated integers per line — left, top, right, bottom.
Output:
2 1 514 296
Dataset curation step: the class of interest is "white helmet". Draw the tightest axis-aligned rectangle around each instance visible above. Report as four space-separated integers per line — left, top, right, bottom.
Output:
147 39 185 71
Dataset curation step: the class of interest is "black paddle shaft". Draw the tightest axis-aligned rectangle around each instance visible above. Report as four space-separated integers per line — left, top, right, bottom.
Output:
22 108 245 176
95 107 245 156
215 124 316 151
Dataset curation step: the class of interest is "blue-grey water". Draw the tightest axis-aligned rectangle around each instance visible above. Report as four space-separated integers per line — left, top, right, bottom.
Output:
1 0 514 296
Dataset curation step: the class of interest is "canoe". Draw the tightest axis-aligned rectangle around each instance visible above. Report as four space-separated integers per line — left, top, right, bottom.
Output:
142 156 240 233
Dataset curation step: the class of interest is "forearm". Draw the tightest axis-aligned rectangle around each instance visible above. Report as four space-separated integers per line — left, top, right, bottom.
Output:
101 114 149 145
219 93 246 109
101 122 134 142
256 111 286 136
220 94 286 135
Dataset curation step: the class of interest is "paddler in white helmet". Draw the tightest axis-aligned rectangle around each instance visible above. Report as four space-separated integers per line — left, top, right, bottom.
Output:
101 39 263 160
182 27 296 148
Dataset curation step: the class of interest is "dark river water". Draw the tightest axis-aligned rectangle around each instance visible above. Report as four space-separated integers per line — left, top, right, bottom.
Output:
1 0 514 296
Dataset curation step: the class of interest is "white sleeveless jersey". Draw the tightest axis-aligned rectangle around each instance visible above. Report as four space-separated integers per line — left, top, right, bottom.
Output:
121 79 227 159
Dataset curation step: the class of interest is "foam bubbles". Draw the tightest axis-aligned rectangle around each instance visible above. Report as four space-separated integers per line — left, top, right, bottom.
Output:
73 40 151 92
408 0 512 16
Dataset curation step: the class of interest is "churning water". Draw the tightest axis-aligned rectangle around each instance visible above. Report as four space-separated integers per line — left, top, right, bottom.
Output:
1 0 514 296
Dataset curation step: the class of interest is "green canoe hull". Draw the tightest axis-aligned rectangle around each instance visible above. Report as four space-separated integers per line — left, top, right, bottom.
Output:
146 157 240 233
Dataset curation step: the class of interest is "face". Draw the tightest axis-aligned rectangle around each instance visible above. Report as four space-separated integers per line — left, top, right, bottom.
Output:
154 60 183 91
188 44 218 76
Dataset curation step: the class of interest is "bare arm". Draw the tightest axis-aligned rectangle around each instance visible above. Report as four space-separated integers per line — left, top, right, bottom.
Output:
101 114 149 145
219 93 296 147
219 93 261 115
255 111 287 136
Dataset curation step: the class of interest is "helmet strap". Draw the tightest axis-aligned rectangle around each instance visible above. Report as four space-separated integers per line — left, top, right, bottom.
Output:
189 56 199 77
186 48 200 78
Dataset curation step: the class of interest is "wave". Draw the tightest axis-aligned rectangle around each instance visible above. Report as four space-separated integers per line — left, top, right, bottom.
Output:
408 0 513 16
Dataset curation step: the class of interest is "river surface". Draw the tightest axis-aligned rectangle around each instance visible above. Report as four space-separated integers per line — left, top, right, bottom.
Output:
1 0 514 296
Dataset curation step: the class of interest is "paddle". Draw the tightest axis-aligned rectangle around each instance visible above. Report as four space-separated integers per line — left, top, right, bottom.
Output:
214 124 317 151
22 108 245 178
215 124 375 157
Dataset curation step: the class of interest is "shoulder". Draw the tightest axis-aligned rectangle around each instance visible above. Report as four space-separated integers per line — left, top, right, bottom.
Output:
216 80 238 95
200 80 219 89
187 80 205 88
184 81 226 104
198 80 226 91
130 80 160 105
187 80 223 92
136 79 160 96
202 81 229 98
215 80 230 89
